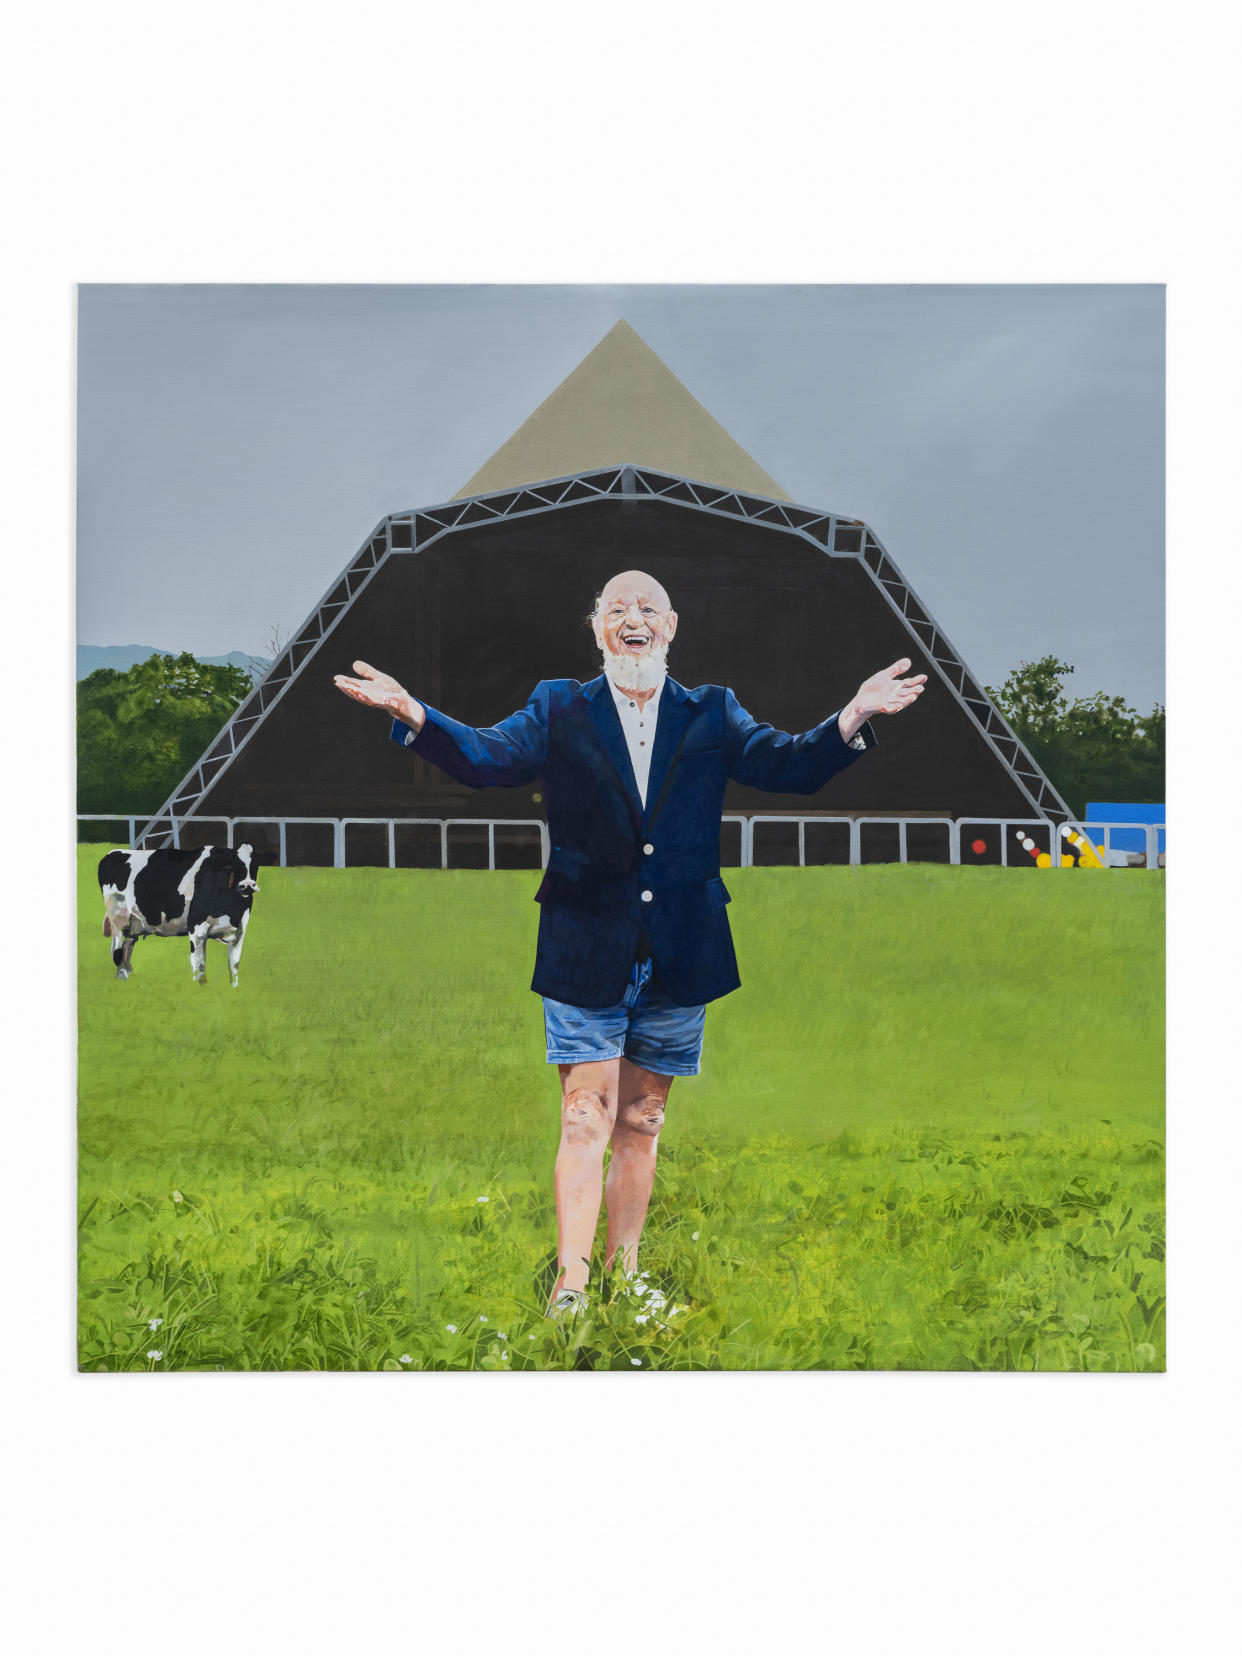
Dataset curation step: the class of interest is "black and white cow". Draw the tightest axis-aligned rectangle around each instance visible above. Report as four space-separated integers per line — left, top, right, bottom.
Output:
98 845 259 986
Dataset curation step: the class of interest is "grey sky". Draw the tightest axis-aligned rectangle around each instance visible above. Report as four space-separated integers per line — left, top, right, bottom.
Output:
77 284 1164 709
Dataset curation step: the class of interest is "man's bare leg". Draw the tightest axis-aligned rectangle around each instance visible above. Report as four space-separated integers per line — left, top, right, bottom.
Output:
604 1059 674 1277
550 1059 619 1303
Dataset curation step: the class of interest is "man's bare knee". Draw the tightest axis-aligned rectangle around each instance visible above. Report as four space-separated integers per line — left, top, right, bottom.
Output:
561 1087 610 1147
619 1094 665 1139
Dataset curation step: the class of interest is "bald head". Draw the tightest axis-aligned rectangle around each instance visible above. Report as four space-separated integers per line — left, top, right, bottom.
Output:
595 569 673 619
592 569 678 692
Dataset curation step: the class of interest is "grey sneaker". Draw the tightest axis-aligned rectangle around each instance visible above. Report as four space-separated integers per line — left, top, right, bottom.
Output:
545 1289 588 1319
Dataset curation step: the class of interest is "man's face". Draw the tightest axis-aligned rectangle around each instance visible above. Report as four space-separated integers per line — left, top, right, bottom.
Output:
592 571 678 665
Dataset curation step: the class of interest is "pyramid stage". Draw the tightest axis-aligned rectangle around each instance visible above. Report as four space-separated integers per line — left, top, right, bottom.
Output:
140 324 1067 861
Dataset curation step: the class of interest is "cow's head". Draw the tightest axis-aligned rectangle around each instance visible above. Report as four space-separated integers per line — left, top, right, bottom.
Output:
235 842 260 893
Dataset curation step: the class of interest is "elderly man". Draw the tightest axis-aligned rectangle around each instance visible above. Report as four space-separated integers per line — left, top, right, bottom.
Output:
335 570 924 1313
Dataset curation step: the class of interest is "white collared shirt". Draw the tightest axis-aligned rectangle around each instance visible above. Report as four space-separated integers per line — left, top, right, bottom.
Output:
606 674 664 807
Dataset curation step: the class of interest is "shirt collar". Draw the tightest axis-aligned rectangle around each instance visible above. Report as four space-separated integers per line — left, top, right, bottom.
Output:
606 672 665 714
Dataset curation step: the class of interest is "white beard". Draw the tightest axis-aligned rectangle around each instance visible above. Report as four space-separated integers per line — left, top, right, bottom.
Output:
603 643 669 692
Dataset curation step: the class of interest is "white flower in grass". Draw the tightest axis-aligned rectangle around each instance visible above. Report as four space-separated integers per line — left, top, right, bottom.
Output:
479 1315 488 1324
635 1314 649 1325
502 1352 509 1362
148 1317 163 1331
476 1196 489 1204
172 1191 183 1204
445 1324 457 1334
631 1358 641 1367
528 1334 536 1341
399 1354 413 1364
691 1231 699 1241
497 1332 507 1341
147 1349 163 1361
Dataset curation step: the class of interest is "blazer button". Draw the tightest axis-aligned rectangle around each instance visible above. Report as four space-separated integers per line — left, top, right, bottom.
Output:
643 843 654 855
641 889 653 902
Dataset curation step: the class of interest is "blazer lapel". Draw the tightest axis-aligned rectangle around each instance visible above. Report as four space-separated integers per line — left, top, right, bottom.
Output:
642 678 692 831
583 676 644 822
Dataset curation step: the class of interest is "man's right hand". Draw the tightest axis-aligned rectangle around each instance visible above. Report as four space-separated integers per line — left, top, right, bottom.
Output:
333 661 425 732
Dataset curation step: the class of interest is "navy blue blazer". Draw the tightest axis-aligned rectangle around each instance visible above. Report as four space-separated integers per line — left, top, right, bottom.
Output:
391 675 875 1008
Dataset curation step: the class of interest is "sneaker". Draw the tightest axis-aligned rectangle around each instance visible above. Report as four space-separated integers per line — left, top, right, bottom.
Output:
545 1289 588 1319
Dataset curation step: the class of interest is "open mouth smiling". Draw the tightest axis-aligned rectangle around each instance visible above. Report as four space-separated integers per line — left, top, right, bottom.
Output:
620 632 650 650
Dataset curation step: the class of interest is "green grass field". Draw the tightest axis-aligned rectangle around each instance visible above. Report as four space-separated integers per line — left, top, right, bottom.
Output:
77 848 1164 1371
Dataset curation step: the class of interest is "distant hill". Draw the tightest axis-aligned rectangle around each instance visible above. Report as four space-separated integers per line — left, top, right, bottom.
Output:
77 645 270 681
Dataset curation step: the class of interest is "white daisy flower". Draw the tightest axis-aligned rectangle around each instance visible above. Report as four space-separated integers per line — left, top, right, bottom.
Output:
477 1196 489 1204
631 1358 641 1367
172 1191 183 1204
497 1332 507 1341
691 1231 699 1241
635 1314 649 1325
148 1317 163 1331
479 1315 488 1324
147 1350 163 1361
399 1354 413 1364
445 1324 457 1333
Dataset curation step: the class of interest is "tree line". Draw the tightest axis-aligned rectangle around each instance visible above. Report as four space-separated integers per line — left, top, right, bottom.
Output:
985 656 1164 819
77 653 254 836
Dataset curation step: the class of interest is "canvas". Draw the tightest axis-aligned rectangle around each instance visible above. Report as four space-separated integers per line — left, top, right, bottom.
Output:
76 284 1165 1372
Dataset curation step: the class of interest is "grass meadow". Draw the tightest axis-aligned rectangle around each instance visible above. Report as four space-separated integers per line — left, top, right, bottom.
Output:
77 849 1164 1371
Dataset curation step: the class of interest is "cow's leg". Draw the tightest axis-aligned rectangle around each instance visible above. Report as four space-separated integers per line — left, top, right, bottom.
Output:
189 922 210 985
226 910 250 988
104 895 134 977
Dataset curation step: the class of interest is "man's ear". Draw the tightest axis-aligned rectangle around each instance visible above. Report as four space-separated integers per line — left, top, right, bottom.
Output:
665 610 678 643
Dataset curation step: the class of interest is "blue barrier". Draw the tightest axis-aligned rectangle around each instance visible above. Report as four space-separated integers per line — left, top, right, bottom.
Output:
1085 804 1166 856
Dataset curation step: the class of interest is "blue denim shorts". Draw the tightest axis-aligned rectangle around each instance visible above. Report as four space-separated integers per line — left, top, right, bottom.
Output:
543 959 706 1077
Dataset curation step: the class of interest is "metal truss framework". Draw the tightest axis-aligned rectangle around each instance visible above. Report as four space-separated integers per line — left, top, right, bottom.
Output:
138 465 1071 846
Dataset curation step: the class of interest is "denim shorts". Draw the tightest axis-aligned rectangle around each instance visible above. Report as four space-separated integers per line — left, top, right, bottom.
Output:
543 959 706 1077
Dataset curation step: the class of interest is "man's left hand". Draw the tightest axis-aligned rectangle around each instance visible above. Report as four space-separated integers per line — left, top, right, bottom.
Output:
838 658 927 742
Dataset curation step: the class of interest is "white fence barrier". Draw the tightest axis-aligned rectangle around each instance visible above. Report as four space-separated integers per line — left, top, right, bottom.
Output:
78 813 1165 870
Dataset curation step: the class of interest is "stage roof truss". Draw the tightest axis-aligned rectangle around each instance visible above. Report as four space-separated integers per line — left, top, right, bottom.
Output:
138 464 1070 844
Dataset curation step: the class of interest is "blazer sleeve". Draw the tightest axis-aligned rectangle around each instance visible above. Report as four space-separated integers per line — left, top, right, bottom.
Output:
723 687 876 794
389 684 549 788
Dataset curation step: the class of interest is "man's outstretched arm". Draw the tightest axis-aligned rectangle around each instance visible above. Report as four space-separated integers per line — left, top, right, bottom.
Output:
725 657 927 793
333 660 547 788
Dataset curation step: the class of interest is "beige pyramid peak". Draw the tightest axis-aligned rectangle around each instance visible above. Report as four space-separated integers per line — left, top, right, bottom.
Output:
453 320 790 501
